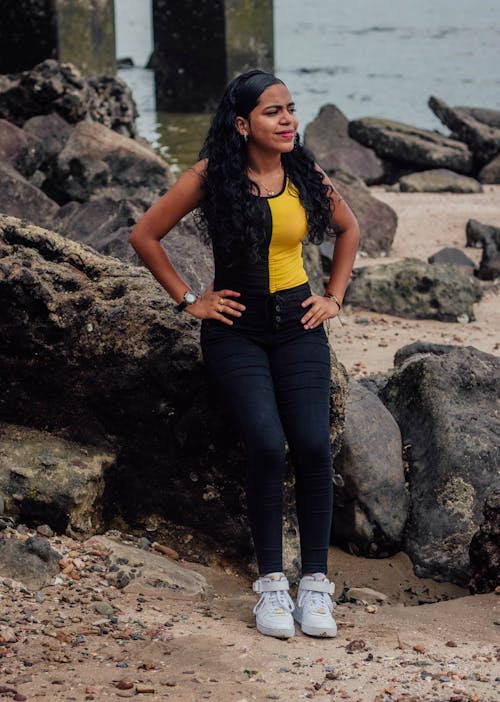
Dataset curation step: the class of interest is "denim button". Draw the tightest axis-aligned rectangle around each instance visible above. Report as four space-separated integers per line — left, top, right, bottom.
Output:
275 304 281 311
276 315 281 322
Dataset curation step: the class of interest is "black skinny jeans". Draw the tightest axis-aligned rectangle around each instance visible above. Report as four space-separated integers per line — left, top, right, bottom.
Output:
200 281 333 575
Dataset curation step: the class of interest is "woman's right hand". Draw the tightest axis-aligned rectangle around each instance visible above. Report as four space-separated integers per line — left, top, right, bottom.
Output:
187 288 245 325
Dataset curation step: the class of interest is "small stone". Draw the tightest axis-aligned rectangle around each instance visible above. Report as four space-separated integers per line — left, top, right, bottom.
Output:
413 644 426 653
36 524 53 538
115 680 134 690
42 628 58 638
347 587 388 604
446 640 458 647
94 602 114 616
345 639 366 653
0 626 17 644
152 543 179 560
136 684 155 693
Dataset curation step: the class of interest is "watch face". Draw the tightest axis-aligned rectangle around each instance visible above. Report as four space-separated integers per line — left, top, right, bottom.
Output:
185 291 197 304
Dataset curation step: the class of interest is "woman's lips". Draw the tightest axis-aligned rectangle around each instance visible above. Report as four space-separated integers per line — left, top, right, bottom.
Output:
277 131 295 139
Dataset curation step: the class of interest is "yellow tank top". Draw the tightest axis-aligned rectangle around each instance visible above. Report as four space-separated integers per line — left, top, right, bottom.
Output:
266 178 308 293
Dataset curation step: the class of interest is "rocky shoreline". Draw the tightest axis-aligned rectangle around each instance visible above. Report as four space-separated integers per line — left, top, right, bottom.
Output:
0 58 499 701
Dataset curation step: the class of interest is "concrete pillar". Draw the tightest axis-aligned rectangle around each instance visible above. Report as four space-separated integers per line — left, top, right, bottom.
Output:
152 0 274 112
0 0 116 76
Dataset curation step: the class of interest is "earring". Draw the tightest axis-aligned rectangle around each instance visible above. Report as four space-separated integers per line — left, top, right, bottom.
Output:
242 131 248 142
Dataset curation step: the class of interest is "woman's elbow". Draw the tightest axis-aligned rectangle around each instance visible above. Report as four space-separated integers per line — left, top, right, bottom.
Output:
128 226 141 251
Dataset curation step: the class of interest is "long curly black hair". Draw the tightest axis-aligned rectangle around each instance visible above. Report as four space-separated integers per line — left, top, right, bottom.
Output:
197 70 334 263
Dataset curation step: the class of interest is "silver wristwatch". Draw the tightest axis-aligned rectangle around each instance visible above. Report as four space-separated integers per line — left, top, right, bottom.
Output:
175 290 197 313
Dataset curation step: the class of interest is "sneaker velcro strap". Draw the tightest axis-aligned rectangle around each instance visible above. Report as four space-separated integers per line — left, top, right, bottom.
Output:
301 580 335 594
253 578 289 594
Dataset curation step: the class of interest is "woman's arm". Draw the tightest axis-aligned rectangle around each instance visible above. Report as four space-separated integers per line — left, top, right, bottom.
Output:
129 160 244 324
129 161 205 304
300 166 360 330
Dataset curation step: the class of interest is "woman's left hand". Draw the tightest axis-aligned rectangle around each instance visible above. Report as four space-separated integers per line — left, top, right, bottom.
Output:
300 293 340 329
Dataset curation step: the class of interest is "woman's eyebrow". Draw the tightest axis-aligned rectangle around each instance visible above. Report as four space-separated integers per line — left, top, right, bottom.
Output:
262 102 296 109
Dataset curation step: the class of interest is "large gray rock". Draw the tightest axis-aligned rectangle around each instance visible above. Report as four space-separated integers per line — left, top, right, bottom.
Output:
0 535 61 591
86 535 207 596
427 247 477 272
469 489 500 594
479 152 500 184
0 422 116 538
466 219 500 281
0 59 137 138
380 344 500 586
344 258 483 322
53 196 148 249
331 179 397 256
332 380 409 555
22 112 73 170
0 161 59 226
0 118 43 175
429 96 500 168
53 200 214 293
0 214 348 575
48 120 172 204
304 104 384 184
349 117 473 173
399 168 482 193
455 106 500 129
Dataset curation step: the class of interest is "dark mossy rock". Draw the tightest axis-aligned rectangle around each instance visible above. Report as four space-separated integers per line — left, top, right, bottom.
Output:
0 422 116 538
348 116 473 173
479 152 500 184
304 104 384 184
469 489 500 594
380 344 500 586
344 258 483 322
329 179 397 256
0 59 137 138
0 535 61 591
45 120 172 205
399 168 482 193
0 161 59 227
332 380 409 556
429 96 500 169
465 219 500 281
427 247 477 272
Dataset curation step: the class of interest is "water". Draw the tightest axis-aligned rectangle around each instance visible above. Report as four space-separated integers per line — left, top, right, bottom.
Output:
115 0 500 173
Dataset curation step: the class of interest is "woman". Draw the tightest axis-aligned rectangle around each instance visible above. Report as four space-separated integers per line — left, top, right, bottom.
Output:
129 70 359 639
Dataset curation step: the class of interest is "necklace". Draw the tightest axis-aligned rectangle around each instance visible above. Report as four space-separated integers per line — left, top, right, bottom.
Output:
248 167 284 197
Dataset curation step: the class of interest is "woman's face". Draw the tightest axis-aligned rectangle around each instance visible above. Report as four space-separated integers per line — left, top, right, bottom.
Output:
240 82 299 154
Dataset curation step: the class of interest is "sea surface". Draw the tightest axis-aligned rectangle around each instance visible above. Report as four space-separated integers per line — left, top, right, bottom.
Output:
115 0 500 172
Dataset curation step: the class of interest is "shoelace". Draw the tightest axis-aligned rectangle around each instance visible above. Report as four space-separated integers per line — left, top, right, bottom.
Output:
297 588 334 613
253 589 295 615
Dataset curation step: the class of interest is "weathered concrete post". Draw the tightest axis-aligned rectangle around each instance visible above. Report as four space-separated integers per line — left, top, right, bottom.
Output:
152 0 274 112
0 0 116 76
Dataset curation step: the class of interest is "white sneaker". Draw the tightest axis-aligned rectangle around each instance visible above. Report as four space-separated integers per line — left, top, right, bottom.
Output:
252 572 295 639
293 573 337 637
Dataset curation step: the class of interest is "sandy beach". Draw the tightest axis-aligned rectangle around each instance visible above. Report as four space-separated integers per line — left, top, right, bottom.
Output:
329 185 500 378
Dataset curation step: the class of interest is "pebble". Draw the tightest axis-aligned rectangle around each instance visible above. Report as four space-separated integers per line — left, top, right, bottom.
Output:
36 524 54 538
115 680 134 690
136 684 155 693
152 542 179 560
94 601 114 616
